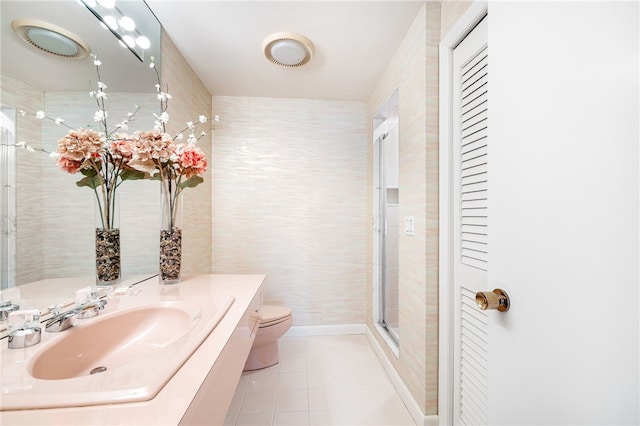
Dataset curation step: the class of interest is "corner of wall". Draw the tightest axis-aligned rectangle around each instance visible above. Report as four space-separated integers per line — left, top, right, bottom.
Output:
160 30 213 275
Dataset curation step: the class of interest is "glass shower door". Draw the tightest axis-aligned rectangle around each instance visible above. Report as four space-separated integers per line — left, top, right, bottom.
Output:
375 113 399 344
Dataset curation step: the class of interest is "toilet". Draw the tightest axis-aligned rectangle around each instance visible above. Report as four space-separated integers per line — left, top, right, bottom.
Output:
243 304 292 371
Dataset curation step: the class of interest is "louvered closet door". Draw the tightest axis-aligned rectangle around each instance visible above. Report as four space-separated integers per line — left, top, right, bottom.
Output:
452 15 488 426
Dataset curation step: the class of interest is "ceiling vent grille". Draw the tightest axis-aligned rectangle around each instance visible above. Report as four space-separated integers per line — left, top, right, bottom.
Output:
262 32 314 68
11 19 91 59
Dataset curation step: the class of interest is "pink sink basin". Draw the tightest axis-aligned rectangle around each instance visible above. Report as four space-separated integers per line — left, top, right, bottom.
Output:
1 296 235 411
29 302 198 380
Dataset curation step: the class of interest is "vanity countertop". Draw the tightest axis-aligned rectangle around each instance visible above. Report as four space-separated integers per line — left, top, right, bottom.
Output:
0 274 265 425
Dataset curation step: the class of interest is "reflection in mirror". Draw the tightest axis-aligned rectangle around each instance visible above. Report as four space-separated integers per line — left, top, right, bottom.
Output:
0 106 17 287
0 1 162 296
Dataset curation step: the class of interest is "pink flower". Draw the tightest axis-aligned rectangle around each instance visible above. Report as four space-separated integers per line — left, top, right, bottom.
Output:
179 145 207 178
56 156 84 174
56 129 104 163
132 130 174 163
109 137 134 162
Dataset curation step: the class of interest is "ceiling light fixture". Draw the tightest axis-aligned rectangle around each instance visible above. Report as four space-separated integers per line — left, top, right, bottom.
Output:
262 32 314 68
11 18 91 59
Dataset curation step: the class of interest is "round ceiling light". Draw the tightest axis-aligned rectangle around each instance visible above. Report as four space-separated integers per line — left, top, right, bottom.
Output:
262 32 314 68
11 19 91 59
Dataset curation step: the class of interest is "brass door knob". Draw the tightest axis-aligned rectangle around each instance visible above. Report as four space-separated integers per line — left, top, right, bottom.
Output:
475 289 510 312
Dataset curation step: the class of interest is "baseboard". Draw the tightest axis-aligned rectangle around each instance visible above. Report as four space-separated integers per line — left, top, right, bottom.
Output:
285 324 367 337
365 327 438 426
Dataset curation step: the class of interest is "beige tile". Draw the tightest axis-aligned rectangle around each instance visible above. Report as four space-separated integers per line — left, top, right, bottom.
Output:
278 357 307 373
338 385 402 409
306 370 341 390
250 364 280 382
343 403 415 426
240 388 276 414
278 337 306 359
223 415 237 426
308 389 343 411
278 371 308 390
309 410 346 426
337 365 393 388
227 383 247 416
274 389 309 412
236 413 273 426
272 411 310 426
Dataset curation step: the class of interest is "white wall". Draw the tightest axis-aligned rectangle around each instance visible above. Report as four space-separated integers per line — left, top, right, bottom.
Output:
211 96 368 325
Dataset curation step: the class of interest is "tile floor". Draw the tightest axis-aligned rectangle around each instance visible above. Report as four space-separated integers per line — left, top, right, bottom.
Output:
224 334 416 426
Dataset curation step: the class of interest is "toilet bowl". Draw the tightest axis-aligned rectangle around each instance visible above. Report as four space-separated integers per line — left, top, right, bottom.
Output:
243 305 292 371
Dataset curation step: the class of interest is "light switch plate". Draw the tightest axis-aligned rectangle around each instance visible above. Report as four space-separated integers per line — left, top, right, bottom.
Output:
405 216 415 236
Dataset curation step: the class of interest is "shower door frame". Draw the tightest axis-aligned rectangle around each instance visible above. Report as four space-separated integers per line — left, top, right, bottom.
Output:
0 104 17 289
373 110 400 351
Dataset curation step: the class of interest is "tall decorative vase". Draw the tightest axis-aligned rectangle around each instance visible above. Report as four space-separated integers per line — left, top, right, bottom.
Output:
159 184 182 285
95 192 120 286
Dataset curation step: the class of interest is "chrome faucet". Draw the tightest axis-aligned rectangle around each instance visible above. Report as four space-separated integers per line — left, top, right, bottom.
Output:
45 299 107 332
0 300 20 321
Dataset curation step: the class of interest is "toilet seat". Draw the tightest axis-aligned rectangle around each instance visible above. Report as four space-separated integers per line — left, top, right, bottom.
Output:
259 305 292 328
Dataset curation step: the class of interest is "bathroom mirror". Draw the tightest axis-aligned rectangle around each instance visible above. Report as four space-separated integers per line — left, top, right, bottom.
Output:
0 1 162 300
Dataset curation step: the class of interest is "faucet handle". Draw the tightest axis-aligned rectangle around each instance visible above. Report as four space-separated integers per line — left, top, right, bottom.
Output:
7 309 41 349
76 299 107 319
75 286 100 304
0 300 20 321
47 303 63 316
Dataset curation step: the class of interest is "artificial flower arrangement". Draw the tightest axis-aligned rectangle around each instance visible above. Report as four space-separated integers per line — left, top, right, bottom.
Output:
13 54 211 284
127 57 209 283
128 57 209 230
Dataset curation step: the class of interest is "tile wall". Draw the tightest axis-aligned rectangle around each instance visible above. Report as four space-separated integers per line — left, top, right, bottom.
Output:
366 2 441 415
211 96 368 325
161 32 213 276
0 74 44 285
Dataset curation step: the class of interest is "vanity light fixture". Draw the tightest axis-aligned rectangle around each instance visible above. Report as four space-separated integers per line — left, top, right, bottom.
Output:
262 32 314 68
79 0 150 62
11 19 91 59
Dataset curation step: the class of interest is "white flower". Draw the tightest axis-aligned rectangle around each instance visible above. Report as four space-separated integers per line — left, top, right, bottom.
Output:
186 121 194 129
19 110 26 117
200 131 207 137
26 146 35 152
94 110 107 121
199 115 207 123
115 121 128 130
150 62 155 69
214 115 220 122
96 91 107 99
55 118 64 125
187 134 197 144
154 121 163 131
155 84 161 91
93 59 102 66
97 81 107 90
176 133 184 140
159 112 169 123
89 90 96 98
35 111 45 119
127 112 134 117
16 141 26 147
49 151 60 159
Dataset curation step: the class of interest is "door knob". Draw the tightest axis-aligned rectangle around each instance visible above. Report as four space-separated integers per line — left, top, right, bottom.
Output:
475 289 510 312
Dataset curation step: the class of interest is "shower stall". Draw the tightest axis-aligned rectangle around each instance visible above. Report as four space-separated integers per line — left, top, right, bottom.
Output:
373 91 400 345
